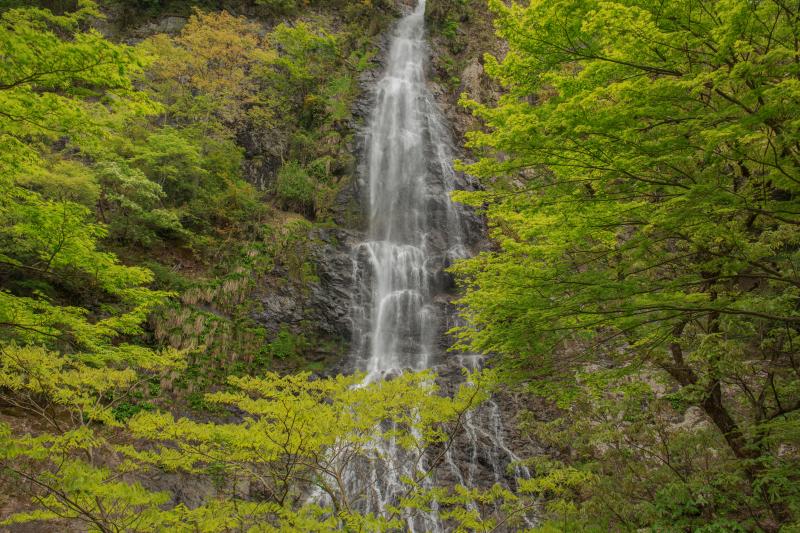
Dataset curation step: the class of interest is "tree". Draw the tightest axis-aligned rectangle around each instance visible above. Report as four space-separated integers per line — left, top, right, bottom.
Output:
453 0 800 528
0 0 183 515
2 370 496 531
141 9 270 132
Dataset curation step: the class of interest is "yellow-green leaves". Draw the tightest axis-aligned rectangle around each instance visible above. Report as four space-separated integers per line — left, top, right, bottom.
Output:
0 343 182 428
454 0 800 527
0 0 182 443
125 370 490 481
0 2 148 157
2 369 494 531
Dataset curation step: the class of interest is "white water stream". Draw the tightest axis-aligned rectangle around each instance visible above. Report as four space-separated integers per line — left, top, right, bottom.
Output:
349 0 466 381
336 1 531 529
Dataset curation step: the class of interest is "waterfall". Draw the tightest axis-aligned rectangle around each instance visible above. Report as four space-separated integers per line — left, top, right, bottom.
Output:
342 0 532 529
350 0 466 382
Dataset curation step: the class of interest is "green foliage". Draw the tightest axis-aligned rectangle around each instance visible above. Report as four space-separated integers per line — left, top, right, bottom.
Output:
453 0 800 527
255 0 297 16
250 18 378 220
122 370 492 521
267 325 307 359
0 2 539 532
427 0 470 27
0 9 185 523
97 161 187 246
129 128 208 204
112 400 155 422
275 160 316 213
0 0 184 434
2 371 495 531
0 424 175 531
134 8 378 227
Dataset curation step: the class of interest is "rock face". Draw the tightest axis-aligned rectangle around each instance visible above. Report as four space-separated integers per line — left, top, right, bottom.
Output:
102 14 188 41
258 230 353 338
247 36 388 371
239 130 283 192
307 228 361 340
252 226 361 374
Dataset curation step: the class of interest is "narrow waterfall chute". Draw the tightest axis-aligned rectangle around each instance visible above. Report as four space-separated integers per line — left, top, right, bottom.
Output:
340 0 532 529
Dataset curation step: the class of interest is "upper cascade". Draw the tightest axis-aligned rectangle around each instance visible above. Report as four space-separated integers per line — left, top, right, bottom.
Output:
353 0 467 383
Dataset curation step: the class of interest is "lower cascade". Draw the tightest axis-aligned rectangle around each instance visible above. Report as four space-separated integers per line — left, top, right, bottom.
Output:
344 0 530 529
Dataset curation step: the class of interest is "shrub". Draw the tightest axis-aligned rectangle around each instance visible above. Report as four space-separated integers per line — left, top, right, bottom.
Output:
267 326 307 359
274 160 315 216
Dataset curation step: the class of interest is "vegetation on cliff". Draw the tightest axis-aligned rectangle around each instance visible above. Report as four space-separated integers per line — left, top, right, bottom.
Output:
0 0 447 529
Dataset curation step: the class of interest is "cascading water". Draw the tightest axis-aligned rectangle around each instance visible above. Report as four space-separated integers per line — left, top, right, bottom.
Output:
349 0 466 382
343 0 532 529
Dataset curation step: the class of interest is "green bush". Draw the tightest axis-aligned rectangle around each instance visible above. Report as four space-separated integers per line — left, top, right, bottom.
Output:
275 161 315 215
268 326 307 359
112 401 155 422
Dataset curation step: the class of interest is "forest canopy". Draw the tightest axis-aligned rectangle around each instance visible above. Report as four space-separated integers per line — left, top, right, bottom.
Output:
453 0 800 528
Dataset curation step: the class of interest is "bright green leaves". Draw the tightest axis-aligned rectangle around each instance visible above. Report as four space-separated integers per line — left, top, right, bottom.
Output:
0 0 162 305
0 331 183 429
0 1 181 435
96 161 185 247
0 3 150 169
275 160 316 214
0 423 174 531
1 193 159 299
125 370 491 481
0 1 154 276
2 370 495 531
457 0 800 386
129 128 209 205
267 22 339 94
454 0 800 527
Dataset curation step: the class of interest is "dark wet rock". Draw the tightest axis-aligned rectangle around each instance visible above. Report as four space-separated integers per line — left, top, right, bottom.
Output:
308 228 361 338
118 15 187 40
239 130 283 191
331 176 366 229
253 230 360 340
